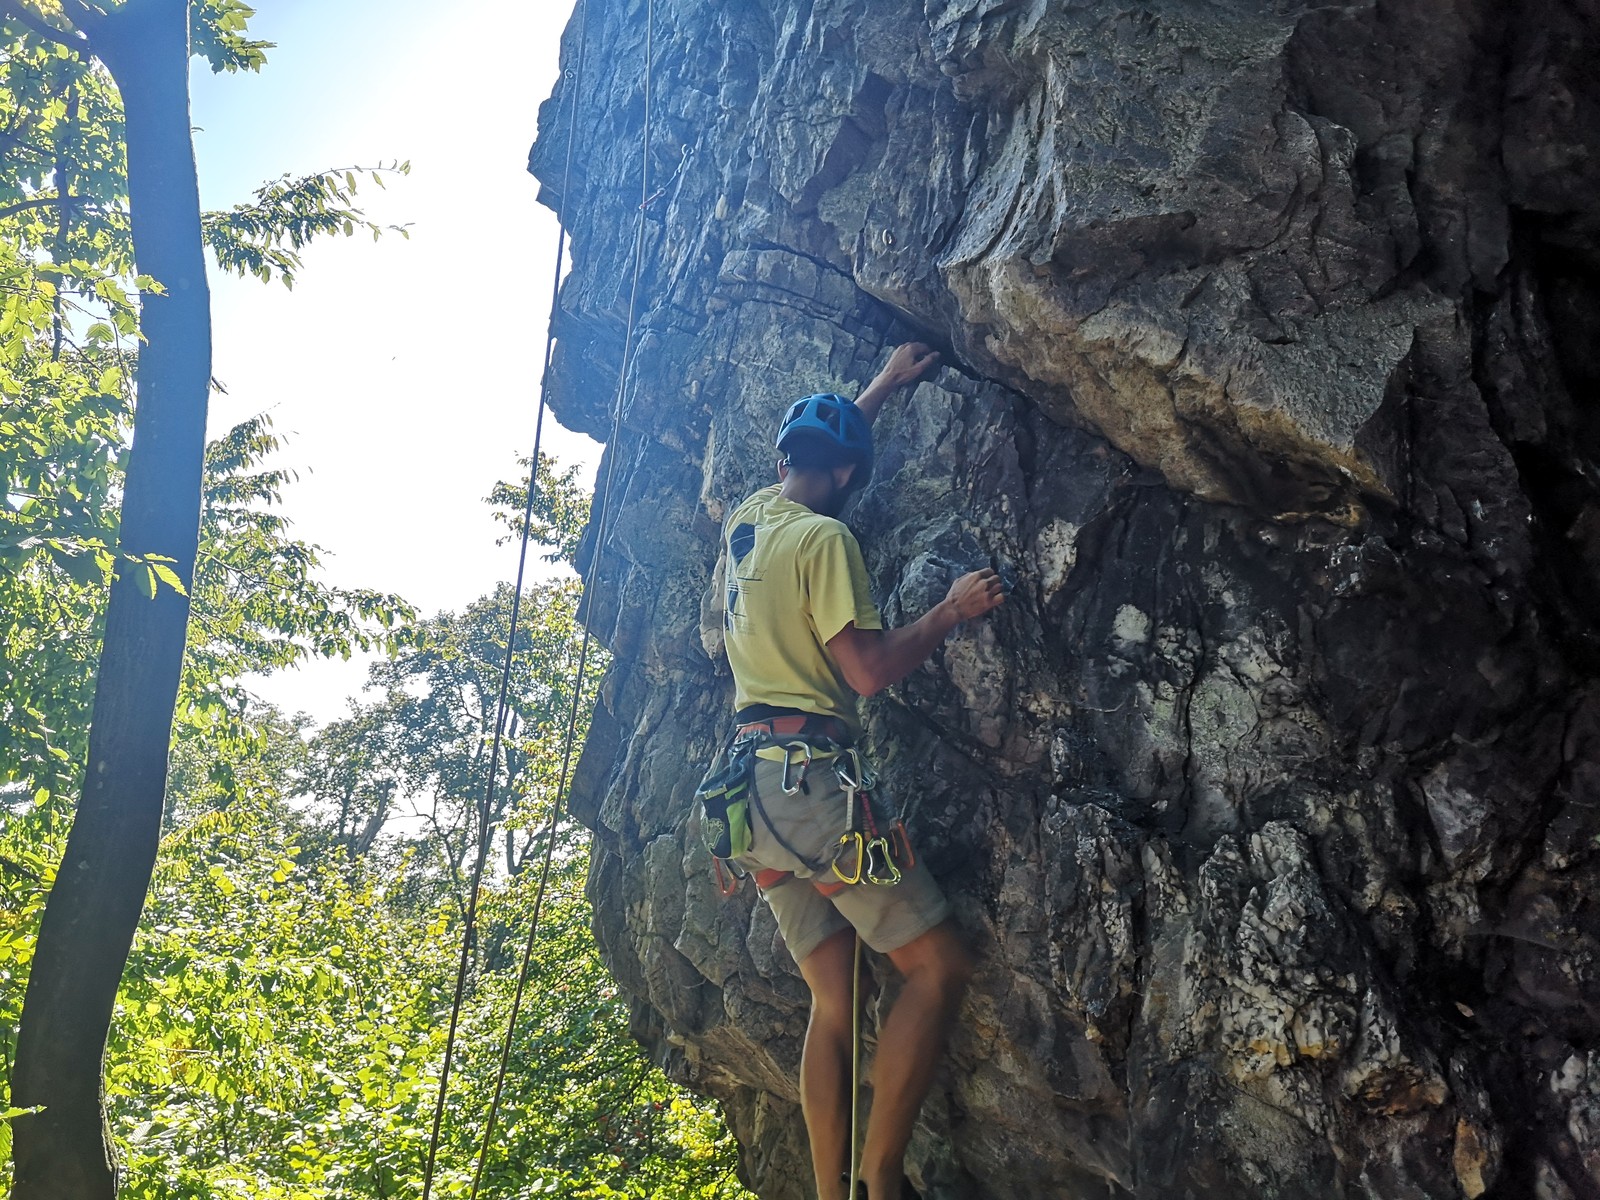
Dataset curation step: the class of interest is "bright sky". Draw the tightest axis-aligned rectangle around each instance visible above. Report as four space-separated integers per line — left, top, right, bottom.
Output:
188 0 593 724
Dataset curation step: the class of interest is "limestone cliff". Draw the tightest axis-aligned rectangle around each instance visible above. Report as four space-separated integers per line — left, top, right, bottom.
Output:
528 1 1600 1196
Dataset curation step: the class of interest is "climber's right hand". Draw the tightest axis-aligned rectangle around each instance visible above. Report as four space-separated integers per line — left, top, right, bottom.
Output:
946 568 1006 621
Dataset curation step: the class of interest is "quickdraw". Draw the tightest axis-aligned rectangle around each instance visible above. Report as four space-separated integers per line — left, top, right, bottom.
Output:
832 831 865 885
830 747 911 888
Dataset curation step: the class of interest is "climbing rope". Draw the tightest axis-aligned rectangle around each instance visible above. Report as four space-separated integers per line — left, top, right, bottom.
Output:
463 9 595 1196
419 0 665 1192
849 932 863 1200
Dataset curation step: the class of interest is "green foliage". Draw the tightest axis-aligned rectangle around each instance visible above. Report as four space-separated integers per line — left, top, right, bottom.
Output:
0 408 412 802
97 569 750 1198
203 163 412 288
0 801 58 1111
0 7 756 1196
101 778 751 1200
181 413 414 787
0 27 135 798
487 453 592 568
359 579 591 890
109 789 450 1199
0 364 122 795
0 434 754 1196
191 0 272 75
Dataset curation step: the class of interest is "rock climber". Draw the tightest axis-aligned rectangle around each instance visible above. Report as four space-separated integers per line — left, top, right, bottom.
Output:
704 343 1005 1200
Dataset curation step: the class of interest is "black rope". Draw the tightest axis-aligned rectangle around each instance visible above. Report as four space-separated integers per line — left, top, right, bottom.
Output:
468 0 659 1184
418 0 598 1193
416 0 668 1190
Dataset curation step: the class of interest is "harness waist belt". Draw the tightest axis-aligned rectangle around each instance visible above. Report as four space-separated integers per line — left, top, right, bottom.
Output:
734 714 850 742
752 741 844 766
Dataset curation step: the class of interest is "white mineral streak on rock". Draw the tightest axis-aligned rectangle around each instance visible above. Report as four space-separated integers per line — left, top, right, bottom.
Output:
1111 604 1152 647
1034 517 1079 597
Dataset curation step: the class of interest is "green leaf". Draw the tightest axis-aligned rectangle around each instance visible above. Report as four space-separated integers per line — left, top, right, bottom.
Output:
150 561 188 596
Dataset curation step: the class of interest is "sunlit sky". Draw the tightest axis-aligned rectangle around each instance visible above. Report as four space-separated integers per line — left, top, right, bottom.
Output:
188 0 592 724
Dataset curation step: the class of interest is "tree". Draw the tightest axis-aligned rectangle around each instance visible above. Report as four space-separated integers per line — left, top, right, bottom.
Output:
487 452 593 569
104 731 751 1200
369 581 590 889
0 5 407 1189
0 409 411 1195
4 6 222 1192
93 547 747 1197
0 406 407 1153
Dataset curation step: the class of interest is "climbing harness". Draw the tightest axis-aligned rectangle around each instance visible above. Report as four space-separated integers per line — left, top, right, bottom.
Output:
697 726 917 896
694 731 922 1200
695 723 916 1200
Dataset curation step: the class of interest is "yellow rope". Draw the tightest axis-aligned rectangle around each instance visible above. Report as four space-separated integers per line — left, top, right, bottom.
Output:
848 931 863 1199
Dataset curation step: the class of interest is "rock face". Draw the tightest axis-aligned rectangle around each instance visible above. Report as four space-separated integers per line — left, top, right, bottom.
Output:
528 1 1600 1196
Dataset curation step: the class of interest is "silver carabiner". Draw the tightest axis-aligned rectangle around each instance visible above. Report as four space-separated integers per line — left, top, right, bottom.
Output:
835 748 866 792
780 740 814 794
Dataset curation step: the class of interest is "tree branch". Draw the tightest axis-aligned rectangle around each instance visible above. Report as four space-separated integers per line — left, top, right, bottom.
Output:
51 77 79 360
55 0 107 36
0 196 77 220
0 1 88 49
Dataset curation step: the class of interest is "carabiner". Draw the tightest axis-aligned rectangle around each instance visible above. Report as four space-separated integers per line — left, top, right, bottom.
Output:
714 858 744 897
831 831 865 885
835 748 870 793
781 740 814 795
864 836 902 886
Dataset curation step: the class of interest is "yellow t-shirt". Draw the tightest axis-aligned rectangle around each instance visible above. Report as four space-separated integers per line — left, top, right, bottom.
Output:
722 486 884 731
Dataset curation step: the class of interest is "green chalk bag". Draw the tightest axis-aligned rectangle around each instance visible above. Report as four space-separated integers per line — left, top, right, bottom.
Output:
696 741 753 861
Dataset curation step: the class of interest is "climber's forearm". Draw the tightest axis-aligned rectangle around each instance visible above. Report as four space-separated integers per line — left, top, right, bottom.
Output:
853 343 941 426
854 375 898 426
828 567 1004 696
827 605 963 698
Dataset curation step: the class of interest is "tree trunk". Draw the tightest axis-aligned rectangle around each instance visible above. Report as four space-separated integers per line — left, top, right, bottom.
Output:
10 2 210 1195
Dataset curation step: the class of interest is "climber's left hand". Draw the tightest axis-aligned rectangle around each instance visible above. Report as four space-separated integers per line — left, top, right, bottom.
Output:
877 342 940 391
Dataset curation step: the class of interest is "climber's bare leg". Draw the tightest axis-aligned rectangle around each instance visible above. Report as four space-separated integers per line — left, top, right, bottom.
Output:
859 920 972 1200
798 927 859 1200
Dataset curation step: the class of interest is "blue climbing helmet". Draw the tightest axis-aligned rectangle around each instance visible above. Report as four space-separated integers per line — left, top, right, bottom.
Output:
774 393 873 487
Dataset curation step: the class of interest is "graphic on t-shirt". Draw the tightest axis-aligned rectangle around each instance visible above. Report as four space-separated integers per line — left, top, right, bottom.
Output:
726 521 761 632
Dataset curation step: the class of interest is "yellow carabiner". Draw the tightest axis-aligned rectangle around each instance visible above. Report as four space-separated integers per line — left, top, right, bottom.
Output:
864 836 902 886
831 831 865 885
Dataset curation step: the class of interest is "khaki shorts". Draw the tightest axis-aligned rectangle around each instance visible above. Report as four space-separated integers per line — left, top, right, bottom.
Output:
735 752 950 964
